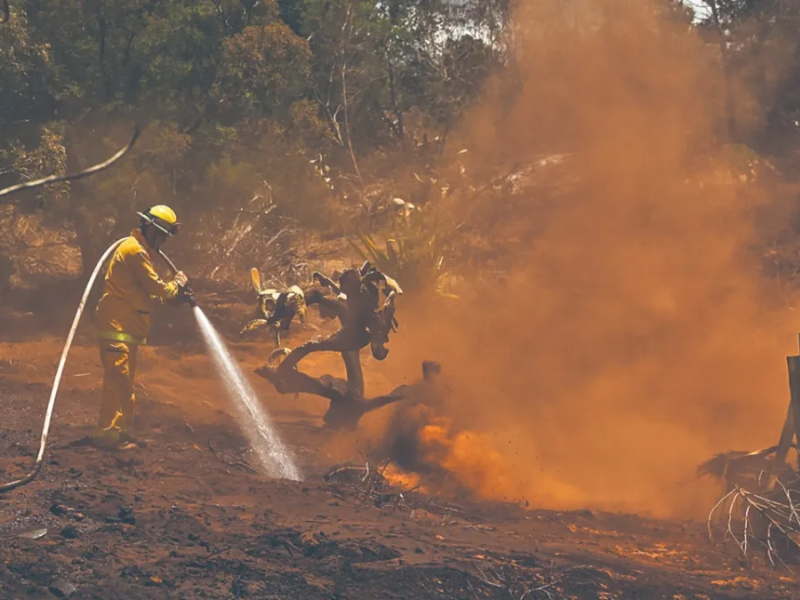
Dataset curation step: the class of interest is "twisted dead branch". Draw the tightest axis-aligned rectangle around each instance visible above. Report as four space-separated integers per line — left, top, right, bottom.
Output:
0 126 140 199
254 262 410 429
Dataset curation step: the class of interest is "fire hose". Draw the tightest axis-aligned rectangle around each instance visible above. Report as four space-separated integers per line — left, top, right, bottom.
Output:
0 241 193 493
0 238 127 493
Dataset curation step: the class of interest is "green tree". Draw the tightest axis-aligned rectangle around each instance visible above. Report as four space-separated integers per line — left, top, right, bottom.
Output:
697 0 800 144
0 0 515 293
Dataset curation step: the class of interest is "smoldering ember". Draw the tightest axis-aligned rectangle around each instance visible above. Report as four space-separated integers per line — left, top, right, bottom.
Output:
4 0 800 598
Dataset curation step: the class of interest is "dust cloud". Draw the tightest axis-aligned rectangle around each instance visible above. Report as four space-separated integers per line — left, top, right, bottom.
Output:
362 0 800 519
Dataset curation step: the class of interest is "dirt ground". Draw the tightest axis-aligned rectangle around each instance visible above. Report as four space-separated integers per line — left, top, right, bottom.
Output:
1 297 799 599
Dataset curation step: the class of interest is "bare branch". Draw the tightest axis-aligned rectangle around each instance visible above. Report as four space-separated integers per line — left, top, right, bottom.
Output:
0 126 140 199
708 474 800 569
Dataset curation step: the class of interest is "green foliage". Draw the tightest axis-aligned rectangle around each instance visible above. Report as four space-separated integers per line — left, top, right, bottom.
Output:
8 124 68 210
0 0 509 285
217 21 311 116
348 214 457 298
0 6 62 124
697 0 800 143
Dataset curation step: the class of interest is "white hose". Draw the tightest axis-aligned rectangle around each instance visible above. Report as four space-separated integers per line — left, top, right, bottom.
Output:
0 238 127 493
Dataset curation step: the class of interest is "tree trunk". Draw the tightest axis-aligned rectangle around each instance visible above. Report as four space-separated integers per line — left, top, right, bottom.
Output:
341 63 362 180
707 0 738 139
387 63 405 147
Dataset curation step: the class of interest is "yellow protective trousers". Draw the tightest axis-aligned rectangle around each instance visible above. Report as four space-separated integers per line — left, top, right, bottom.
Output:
98 341 138 434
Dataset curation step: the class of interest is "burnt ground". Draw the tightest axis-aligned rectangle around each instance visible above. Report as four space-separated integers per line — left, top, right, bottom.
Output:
1 301 800 599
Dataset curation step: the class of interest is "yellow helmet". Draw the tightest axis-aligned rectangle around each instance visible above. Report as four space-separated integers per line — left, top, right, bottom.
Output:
138 205 180 235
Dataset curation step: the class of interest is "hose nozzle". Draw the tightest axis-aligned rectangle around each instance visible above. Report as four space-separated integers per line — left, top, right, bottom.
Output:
180 285 197 308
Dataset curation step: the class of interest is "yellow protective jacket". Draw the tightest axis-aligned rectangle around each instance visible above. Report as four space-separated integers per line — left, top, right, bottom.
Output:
95 228 180 345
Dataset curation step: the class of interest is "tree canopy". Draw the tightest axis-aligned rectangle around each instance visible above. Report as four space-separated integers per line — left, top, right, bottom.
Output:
1 0 798 292
0 0 504 283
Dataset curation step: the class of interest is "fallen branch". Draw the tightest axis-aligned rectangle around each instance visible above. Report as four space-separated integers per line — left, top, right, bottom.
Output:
207 439 258 474
325 464 369 480
526 580 560 600
475 565 509 591
205 546 233 559
458 560 563 600
463 524 496 532
325 458 409 509
0 126 140 199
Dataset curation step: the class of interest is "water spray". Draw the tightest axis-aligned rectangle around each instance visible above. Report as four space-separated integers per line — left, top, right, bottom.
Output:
194 309 302 480
157 249 300 480
0 238 128 494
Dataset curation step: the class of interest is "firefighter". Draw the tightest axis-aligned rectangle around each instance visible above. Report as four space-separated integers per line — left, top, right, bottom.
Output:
92 205 193 449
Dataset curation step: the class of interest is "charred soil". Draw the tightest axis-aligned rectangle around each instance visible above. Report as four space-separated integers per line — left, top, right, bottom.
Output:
0 307 798 599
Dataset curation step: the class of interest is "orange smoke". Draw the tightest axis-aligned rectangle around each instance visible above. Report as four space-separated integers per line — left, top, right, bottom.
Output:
363 0 800 520
378 409 587 507
418 420 572 504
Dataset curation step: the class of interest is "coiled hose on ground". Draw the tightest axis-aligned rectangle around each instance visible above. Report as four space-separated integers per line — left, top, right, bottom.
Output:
0 238 127 494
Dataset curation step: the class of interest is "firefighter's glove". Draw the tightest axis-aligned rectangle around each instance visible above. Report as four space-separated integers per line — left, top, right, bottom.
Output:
173 271 188 288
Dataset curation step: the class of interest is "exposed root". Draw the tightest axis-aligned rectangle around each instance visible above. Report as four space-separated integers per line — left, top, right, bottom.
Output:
707 468 800 569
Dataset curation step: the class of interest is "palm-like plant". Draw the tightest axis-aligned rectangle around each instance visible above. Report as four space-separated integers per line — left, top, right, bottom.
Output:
348 213 457 298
